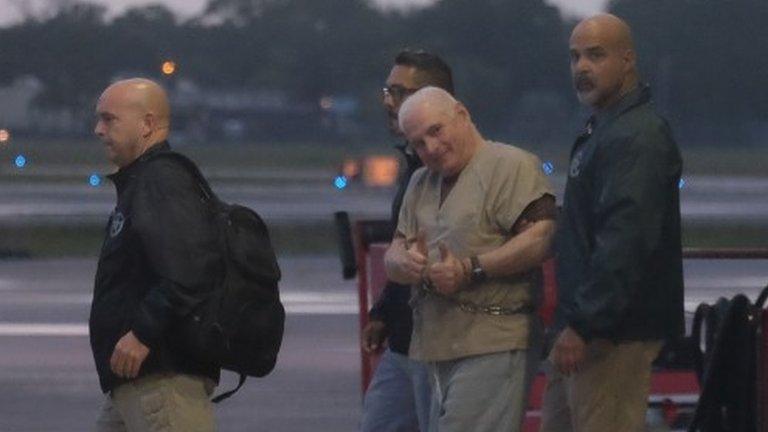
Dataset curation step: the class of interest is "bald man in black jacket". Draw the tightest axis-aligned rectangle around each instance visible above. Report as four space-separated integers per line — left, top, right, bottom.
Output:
91 78 219 432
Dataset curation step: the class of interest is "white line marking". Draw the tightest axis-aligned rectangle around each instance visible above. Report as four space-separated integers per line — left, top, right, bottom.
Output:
285 304 357 315
648 394 699 404
0 323 88 336
0 302 359 337
684 276 768 290
0 290 358 307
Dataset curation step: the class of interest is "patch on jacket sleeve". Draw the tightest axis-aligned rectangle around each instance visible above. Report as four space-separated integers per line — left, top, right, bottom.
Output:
569 150 583 178
109 211 125 237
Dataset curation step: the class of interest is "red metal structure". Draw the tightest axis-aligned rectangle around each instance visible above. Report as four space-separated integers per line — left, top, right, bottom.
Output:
347 216 768 431
761 307 768 432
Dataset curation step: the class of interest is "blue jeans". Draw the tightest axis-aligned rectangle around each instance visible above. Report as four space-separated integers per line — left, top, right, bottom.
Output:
360 349 432 432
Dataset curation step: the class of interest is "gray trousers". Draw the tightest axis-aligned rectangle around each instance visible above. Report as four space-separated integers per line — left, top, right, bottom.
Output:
427 349 534 432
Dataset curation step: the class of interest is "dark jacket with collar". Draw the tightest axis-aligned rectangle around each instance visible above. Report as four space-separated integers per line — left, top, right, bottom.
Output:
367 145 422 355
555 85 685 342
89 141 220 393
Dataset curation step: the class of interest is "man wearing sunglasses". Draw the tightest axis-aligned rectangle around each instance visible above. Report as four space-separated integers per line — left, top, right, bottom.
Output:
359 50 454 432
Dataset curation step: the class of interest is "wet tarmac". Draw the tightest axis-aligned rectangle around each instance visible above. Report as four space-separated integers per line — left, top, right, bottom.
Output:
1 255 767 431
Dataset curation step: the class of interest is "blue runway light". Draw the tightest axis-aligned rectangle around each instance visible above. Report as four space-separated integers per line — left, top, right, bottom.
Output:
334 175 348 190
679 178 686 189
542 161 554 176
89 173 102 187
14 154 26 169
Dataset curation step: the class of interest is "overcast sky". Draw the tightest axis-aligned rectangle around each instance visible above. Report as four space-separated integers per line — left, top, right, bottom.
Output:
0 0 608 25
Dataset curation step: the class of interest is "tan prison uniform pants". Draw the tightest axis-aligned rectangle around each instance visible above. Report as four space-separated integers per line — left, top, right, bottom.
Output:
95 373 216 432
539 339 662 432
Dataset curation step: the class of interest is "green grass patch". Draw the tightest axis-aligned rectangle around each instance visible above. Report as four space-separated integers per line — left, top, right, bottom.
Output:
683 223 768 249
2 139 766 179
0 220 341 258
3 219 764 259
0 224 104 258
0 138 395 172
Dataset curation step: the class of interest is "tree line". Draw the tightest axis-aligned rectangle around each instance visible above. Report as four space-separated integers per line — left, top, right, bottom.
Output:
0 0 766 145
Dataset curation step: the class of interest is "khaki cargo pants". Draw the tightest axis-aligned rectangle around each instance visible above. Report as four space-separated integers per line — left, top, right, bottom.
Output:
95 373 216 432
539 339 662 432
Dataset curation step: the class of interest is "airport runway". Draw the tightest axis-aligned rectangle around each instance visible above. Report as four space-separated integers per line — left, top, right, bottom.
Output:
0 256 360 432
1 255 767 431
0 174 767 225
0 167 766 430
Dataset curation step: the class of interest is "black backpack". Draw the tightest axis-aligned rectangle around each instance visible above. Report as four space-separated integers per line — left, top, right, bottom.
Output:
688 286 768 432
161 152 285 403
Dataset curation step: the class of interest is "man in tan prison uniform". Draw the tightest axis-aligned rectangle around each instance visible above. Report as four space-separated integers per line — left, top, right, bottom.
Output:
384 87 556 432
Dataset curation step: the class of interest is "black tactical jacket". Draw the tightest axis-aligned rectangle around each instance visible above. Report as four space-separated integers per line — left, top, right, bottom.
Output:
367 145 422 355
89 142 220 393
555 85 685 342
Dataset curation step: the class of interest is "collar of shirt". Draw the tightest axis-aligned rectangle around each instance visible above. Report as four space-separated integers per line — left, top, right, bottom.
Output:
108 141 171 189
592 83 652 130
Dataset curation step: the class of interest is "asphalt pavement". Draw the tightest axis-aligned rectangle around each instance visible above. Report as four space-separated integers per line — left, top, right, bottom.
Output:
1 255 768 431
0 256 360 432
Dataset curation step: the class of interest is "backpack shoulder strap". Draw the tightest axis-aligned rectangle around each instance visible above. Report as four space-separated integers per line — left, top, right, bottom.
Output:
756 284 768 309
691 303 710 381
211 374 247 404
153 151 220 205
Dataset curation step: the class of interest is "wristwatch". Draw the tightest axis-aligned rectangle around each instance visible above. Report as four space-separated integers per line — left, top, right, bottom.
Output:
469 255 487 284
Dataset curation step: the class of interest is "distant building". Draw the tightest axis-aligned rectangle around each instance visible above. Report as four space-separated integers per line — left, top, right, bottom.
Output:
0 76 41 129
0 75 363 141
170 79 361 143
0 76 83 135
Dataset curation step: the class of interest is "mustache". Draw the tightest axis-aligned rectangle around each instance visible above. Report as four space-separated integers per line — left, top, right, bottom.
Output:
573 74 594 89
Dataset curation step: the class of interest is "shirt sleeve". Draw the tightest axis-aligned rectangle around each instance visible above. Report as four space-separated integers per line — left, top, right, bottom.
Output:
512 195 557 232
492 151 555 233
129 159 221 347
368 283 399 321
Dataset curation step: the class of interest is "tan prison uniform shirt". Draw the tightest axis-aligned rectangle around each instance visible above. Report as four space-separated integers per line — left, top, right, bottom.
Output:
397 141 554 362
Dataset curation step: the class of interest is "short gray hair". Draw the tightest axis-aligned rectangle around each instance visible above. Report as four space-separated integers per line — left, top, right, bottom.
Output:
397 86 459 133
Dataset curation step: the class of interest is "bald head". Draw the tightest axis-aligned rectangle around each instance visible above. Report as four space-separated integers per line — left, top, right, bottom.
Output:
95 78 171 168
397 86 483 178
570 14 639 111
102 78 171 130
572 14 635 52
